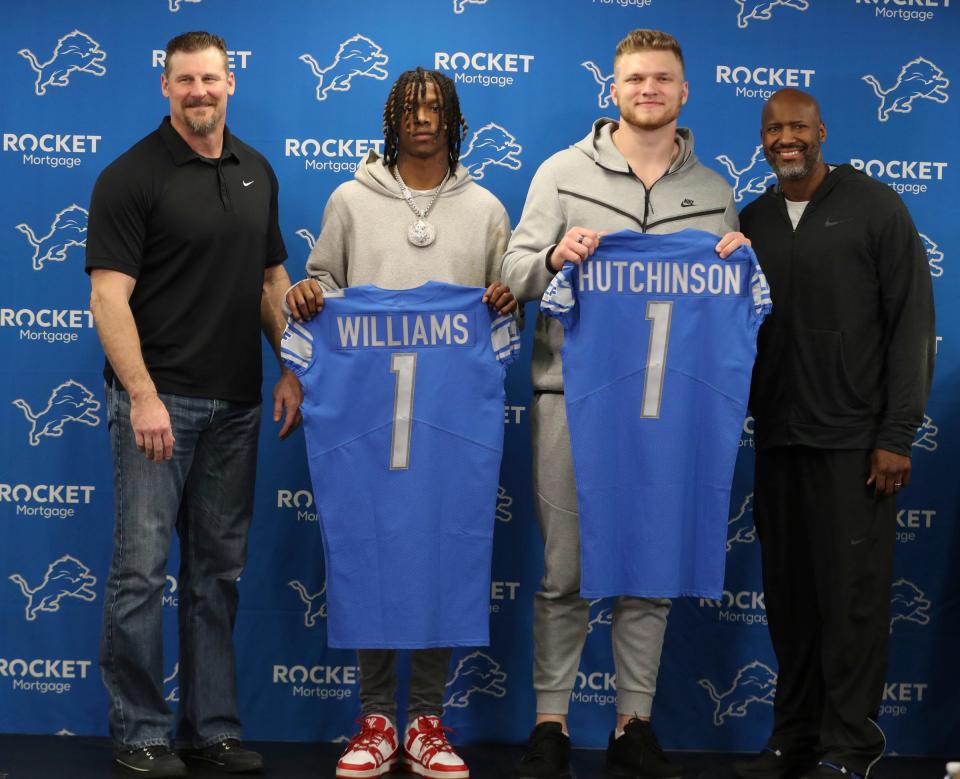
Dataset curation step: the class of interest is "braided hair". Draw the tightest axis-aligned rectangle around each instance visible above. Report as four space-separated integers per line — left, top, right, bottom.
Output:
382 67 468 169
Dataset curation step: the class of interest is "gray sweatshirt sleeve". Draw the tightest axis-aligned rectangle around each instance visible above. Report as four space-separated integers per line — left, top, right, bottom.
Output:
485 203 511 286
501 161 565 303
305 192 349 292
721 192 740 233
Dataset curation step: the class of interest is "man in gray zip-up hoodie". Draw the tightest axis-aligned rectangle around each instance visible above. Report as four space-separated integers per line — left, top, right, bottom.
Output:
504 30 750 779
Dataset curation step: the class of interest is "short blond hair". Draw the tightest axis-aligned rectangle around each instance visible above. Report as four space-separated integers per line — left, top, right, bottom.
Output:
614 29 684 75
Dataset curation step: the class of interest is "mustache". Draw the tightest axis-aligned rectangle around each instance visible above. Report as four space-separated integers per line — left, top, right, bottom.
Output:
184 98 217 108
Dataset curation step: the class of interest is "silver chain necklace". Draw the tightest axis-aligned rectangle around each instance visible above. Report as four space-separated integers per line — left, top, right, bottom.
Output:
391 165 450 247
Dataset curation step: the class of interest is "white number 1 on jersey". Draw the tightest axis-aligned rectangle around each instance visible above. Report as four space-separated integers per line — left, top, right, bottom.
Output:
389 353 417 469
641 301 673 419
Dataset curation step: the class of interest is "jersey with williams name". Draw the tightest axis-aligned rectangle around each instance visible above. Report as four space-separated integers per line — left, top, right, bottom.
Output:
541 229 771 599
281 282 520 648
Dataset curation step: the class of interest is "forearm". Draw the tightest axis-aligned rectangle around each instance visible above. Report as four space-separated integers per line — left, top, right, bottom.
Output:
90 285 155 400
502 165 565 302
262 264 294 363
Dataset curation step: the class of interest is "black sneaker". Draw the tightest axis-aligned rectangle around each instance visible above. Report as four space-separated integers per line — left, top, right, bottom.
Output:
605 718 682 778
734 745 818 778
514 721 573 779
180 738 264 773
114 745 187 777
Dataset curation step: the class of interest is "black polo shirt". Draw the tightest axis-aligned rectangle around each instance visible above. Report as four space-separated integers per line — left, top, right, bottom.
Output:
86 117 287 404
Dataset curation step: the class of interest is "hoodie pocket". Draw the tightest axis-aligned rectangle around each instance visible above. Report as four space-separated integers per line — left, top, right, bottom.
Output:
792 328 871 425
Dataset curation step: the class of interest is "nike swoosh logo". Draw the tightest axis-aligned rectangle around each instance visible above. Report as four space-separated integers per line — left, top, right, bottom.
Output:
850 537 867 546
824 217 851 228
243 180 254 187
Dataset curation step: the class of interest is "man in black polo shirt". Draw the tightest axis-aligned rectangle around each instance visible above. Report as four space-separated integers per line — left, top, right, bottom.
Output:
86 31 301 777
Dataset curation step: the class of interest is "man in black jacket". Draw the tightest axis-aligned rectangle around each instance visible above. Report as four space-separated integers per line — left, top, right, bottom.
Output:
736 89 935 779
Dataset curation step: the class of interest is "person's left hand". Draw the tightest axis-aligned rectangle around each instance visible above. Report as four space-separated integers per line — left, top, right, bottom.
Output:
273 368 303 440
715 231 751 259
483 282 517 316
867 447 911 497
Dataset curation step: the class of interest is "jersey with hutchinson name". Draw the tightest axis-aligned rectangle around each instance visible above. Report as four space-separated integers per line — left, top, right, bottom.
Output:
542 229 771 600
282 282 519 648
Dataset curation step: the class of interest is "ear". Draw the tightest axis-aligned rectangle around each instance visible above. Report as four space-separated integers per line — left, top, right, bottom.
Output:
161 73 170 98
819 121 826 143
226 70 236 96
680 80 689 106
610 81 620 110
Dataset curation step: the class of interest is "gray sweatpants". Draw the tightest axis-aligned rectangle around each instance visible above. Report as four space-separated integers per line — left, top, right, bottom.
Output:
531 392 671 717
358 648 452 723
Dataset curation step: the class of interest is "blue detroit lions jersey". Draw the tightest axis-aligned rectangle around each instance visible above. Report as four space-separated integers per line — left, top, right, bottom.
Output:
542 229 771 600
282 282 519 648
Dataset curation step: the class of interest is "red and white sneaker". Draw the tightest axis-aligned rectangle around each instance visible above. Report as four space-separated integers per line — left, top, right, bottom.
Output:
402 715 469 778
335 715 400 778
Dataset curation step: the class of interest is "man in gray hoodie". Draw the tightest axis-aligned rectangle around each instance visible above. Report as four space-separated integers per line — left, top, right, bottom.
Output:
286 68 514 779
504 29 751 779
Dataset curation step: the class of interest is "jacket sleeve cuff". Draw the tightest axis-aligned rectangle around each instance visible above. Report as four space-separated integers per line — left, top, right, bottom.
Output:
543 245 559 276
875 424 917 457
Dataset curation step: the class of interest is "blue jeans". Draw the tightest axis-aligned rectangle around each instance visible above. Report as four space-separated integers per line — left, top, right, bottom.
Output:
99 384 261 750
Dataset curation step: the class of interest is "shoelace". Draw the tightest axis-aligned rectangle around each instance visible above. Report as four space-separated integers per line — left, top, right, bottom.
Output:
346 718 393 752
524 727 564 762
631 721 667 759
420 717 453 752
413 718 456 760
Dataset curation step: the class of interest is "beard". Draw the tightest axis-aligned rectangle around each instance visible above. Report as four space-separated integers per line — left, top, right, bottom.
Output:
618 99 683 132
182 102 221 137
766 143 820 180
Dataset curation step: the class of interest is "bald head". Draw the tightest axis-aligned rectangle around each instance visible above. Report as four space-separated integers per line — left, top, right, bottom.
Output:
761 88 826 184
762 88 822 127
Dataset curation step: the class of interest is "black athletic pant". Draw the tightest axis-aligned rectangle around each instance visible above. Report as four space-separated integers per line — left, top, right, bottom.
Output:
753 446 895 774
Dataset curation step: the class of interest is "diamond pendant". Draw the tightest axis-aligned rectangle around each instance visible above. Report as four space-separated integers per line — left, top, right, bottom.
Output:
407 218 436 247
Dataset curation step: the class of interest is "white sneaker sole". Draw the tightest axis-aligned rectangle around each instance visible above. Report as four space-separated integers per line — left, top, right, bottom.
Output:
335 756 398 778
403 759 470 779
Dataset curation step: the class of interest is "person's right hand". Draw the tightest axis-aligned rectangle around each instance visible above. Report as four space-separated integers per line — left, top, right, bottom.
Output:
286 279 325 322
549 227 601 272
131 394 174 463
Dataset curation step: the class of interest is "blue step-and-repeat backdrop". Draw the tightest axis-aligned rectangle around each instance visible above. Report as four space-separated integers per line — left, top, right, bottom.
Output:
1 0 958 756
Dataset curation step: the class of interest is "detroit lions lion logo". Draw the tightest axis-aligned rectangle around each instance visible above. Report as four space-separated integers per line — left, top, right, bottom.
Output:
736 0 809 28
461 123 523 181
716 146 777 203
495 485 513 523
13 380 101 446
164 662 180 702
9 555 98 621
699 660 777 726
16 204 88 271
453 0 489 12
863 58 949 123
890 578 931 633
727 492 756 551
299 35 389 102
890 579 930 633
444 651 507 708
581 61 614 109
919 233 943 278
168 0 202 10
587 599 613 634
289 580 327 627
19 30 107 96
912 415 938 452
